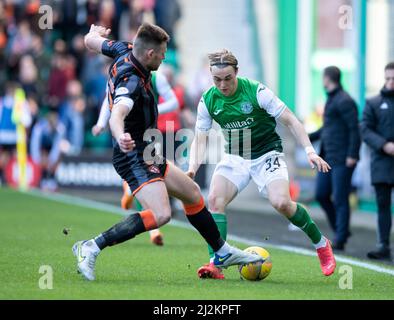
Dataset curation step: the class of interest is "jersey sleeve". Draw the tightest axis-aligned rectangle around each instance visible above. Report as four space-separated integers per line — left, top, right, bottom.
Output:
155 72 179 114
195 97 213 131
96 87 111 128
101 40 132 58
256 84 286 119
112 75 140 112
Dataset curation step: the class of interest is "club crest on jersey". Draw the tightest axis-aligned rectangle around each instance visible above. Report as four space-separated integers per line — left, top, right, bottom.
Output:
115 87 129 96
241 102 253 114
148 165 160 174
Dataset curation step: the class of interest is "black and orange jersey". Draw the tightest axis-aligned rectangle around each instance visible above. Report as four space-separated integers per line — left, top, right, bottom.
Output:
102 40 158 152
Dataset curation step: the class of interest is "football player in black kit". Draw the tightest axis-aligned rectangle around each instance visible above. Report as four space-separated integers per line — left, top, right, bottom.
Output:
72 23 261 281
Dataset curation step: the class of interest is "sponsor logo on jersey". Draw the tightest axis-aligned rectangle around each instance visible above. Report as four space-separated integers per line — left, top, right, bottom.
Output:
240 102 253 114
213 109 223 115
223 117 254 129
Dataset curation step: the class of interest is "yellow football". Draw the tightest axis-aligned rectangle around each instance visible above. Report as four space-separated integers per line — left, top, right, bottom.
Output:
239 246 272 281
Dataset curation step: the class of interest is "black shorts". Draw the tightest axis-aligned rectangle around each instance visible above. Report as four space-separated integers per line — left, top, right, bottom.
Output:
112 144 168 195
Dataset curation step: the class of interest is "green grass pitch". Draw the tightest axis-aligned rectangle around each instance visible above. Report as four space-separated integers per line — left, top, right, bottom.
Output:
0 187 393 300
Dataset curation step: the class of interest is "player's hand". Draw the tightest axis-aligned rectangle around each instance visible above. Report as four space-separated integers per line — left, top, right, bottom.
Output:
307 152 331 173
186 170 196 179
92 125 104 137
383 142 394 156
346 157 358 168
88 24 111 37
118 133 135 153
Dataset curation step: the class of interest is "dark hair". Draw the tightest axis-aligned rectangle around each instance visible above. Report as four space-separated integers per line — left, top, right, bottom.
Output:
323 66 342 85
385 62 394 71
133 22 170 53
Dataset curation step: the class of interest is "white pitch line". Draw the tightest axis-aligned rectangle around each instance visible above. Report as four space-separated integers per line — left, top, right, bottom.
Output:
25 189 394 276
169 220 394 276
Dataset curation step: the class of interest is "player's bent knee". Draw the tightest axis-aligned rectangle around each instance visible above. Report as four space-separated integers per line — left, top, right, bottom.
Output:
183 194 205 216
156 213 171 226
155 205 172 226
208 193 227 212
187 183 202 204
271 197 293 214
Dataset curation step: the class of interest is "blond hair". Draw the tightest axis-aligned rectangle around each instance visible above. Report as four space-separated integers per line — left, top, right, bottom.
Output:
208 49 238 70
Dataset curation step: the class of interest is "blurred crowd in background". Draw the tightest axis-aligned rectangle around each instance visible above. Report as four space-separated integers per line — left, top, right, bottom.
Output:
0 0 214 188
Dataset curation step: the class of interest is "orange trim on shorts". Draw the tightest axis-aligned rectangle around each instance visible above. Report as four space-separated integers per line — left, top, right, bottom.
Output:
132 178 164 196
139 209 157 230
183 195 205 215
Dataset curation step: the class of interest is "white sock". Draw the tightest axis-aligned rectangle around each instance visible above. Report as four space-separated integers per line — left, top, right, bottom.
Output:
215 242 231 256
88 238 101 254
314 236 327 249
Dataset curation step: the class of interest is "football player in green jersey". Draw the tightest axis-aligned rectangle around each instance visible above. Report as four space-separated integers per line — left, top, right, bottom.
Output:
187 49 336 279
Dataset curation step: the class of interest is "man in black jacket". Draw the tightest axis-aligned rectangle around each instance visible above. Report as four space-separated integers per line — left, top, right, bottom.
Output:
361 62 394 260
310 66 361 250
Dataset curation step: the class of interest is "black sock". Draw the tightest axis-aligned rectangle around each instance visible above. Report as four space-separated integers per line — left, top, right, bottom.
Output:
186 206 224 252
94 213 146 250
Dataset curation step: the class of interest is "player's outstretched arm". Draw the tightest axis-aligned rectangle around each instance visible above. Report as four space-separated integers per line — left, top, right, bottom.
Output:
92 93 111 136
84 24 111 54
187 97 212 179
278 108 331 173
187 129 208 179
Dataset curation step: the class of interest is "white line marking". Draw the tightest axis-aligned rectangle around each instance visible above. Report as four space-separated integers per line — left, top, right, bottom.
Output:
25 189 394 276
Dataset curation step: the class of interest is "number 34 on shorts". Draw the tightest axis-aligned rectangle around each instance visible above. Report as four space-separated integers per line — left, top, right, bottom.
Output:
265 155 281 173
255 151 289 189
